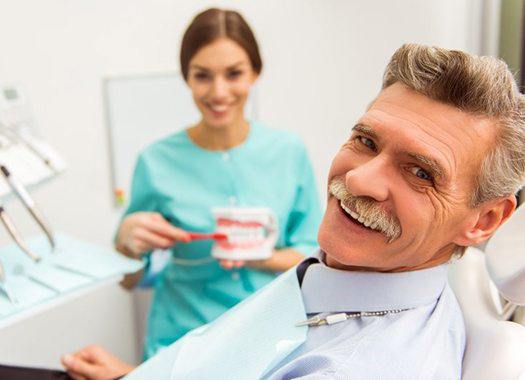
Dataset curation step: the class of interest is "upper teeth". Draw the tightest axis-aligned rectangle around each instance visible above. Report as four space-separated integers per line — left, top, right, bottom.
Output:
340 201 378 231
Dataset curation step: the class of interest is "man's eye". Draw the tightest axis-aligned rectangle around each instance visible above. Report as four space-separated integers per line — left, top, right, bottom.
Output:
410 166 433 182
358 136 376 151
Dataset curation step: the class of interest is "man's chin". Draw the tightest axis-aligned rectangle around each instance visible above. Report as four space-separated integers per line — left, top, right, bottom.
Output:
319 223 383 262
323 250 377 271
319 229 396 271
323 252 348 269
324 247 409 272
318 232 370 270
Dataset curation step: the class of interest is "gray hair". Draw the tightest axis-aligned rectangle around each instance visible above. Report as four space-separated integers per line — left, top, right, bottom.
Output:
382 44 525 206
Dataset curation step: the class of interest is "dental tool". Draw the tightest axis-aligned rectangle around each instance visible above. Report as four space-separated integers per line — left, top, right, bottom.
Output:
0 205 41 261
0 165 55 250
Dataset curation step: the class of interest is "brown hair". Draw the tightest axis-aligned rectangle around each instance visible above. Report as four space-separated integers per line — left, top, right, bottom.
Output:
382 44 525 207
180 8 262 81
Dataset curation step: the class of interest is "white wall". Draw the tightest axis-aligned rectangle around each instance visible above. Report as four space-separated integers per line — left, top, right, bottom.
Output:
0 0 485 367
0 0 484 245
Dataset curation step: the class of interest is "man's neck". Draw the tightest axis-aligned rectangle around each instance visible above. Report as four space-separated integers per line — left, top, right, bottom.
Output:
324 244 456 273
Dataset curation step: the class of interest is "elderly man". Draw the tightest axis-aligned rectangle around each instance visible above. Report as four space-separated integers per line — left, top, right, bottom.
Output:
62 44 525 379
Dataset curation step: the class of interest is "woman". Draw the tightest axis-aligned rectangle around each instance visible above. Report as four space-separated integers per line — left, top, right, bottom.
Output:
65 8 321 373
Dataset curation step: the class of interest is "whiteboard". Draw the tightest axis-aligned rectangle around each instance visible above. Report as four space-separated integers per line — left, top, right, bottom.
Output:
103 71 258 207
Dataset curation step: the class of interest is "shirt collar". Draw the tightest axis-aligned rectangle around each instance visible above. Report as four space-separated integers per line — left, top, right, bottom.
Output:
298 252 448 314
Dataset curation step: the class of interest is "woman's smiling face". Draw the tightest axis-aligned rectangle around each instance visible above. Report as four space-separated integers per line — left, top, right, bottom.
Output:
186 37 258 129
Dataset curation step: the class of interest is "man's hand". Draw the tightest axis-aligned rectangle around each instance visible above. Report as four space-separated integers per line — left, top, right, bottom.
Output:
116 212 191 258
61 345 135 380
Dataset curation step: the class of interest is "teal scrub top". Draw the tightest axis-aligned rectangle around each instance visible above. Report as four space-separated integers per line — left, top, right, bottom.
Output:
122 122 322 359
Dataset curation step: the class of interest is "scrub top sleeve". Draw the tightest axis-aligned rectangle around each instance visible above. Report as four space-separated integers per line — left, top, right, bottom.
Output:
117 154 158 287
123 154 158 216
284 143 322 257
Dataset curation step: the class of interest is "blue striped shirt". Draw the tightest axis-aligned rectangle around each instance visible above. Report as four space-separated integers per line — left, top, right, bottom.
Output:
265 257 466 379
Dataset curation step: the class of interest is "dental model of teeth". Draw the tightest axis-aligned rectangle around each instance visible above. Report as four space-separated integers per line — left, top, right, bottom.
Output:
215 218 266 249
225 227 264 243
212 218 273 260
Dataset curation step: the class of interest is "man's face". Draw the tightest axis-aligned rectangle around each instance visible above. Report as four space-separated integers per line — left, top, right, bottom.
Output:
318 83 496 272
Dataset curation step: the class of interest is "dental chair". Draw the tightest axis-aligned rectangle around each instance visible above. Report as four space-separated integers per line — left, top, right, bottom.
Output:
448 204 525 379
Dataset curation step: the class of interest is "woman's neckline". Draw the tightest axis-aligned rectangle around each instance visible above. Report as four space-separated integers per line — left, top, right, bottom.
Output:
184 120 255 153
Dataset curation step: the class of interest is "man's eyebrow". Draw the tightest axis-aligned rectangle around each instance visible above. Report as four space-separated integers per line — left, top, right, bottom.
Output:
405 153 446 179
352 124 378 139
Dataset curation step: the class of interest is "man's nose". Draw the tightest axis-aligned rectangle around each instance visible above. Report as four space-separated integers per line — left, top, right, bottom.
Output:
345 157 390 202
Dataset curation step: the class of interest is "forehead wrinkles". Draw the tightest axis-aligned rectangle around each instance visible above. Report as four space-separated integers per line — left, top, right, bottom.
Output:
373 99 476 139
370 99 487 149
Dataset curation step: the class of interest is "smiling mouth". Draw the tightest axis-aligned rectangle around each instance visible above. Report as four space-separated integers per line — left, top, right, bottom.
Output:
337 200 382 233
206 103 232 114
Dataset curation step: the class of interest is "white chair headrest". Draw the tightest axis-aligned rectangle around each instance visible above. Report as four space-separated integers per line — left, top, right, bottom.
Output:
484 204 525 305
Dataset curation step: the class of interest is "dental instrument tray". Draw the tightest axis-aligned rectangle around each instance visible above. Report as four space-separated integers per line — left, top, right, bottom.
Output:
0 233 143 328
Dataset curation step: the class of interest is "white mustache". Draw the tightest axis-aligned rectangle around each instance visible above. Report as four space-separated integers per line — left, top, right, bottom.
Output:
329 176 401 243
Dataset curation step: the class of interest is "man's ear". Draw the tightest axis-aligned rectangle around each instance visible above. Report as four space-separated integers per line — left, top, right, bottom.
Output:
454 194 517 246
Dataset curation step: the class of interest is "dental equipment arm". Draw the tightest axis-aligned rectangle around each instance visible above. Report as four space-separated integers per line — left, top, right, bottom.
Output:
0 165 55 250
0 122 58 173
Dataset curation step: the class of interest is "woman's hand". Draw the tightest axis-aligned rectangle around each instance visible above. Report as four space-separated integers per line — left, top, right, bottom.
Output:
116 212 190 258
219 248 305 272
61 345 135 380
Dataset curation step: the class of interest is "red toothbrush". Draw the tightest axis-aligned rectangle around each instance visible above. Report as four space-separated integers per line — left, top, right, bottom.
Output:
188 232 228 241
